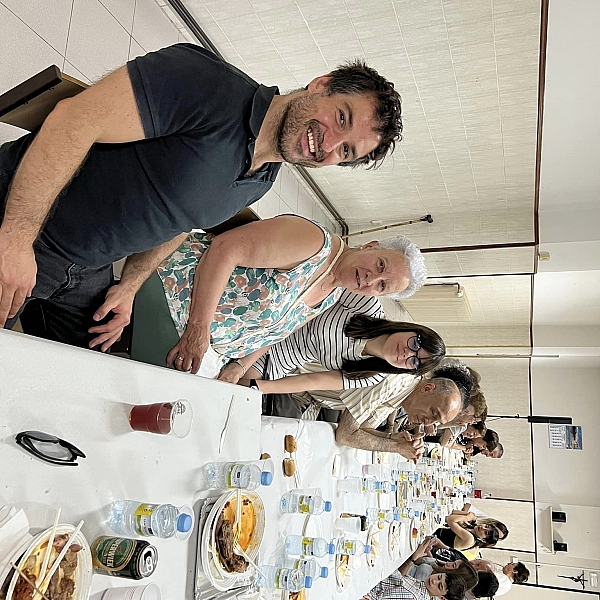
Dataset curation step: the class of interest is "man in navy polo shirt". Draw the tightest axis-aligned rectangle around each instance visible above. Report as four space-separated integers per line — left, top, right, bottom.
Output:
0 44 403 349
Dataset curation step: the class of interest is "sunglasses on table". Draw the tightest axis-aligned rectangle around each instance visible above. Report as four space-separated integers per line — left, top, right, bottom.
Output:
15 431 86 466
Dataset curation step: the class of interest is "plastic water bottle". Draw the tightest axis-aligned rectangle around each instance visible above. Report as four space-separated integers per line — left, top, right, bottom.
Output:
366 508 400 524
257 566 312 591
276 557 329 580
204 461 273 489
336 537 371 556
285 535 336 558
395 506 416 520
377 481 397 494
108 500 194 540
280 491 332 515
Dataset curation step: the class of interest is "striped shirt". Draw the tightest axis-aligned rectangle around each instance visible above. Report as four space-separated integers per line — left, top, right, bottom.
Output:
293 369 419 428
254 290 386 390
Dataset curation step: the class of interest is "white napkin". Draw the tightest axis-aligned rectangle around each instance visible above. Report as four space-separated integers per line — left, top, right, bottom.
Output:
0 506 33 580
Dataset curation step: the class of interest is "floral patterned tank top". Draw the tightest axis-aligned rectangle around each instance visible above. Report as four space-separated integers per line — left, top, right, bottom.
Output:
157 222 343 359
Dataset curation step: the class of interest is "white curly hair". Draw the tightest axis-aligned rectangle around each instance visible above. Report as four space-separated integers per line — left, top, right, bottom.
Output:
375 235 427 300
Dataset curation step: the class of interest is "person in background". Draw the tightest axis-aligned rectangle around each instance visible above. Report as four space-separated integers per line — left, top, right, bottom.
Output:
433 512 508 560
448 504 509 543
365 537 478 600
335 366 470 460
0 43 403 348
465 567 499 599
465 430 500 457
450 422 487 450
490 561 530 595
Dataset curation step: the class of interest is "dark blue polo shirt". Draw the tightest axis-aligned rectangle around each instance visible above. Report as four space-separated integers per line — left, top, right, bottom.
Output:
0 44 281 267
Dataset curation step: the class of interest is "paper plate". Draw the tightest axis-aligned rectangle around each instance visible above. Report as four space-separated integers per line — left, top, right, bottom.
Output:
335 554 352 591
409 517 420 551
5 524 92 600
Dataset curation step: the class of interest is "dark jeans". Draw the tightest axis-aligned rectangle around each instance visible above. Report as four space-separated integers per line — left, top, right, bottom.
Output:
5 238 114 348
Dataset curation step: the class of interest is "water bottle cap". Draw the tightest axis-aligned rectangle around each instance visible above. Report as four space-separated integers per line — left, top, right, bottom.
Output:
321 567 329 578
364 544 371 554
324 501 332 512
261 471 273 486
177 513 193 533
304 576 313 589
391 484 398 491
175 505 194 540
328 543 336 555
393 513 401 521
374 482 383 490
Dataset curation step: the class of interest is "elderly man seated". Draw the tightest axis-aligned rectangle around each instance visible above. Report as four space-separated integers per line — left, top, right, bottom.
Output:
335 365 471 460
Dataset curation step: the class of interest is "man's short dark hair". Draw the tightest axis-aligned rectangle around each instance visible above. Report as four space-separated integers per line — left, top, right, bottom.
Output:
325 60 403 169
471 571 499 598
432 365 473 409
494 442 504 458
444 572 469 600
483 429 499 452
513 562 530 584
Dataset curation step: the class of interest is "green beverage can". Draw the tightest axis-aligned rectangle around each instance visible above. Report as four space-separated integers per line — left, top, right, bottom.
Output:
91 536 158 579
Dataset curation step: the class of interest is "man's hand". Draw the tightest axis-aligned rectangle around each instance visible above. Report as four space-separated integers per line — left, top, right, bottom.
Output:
217 361 245 384
88 284 135 352
166 323 210 374
390 430 425 461
0 236 37 325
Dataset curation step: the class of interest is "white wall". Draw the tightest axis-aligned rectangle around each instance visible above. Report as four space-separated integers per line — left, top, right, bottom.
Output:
531 358 600 508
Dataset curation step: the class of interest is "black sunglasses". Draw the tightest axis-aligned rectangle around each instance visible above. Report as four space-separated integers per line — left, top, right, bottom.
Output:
15 431 86 466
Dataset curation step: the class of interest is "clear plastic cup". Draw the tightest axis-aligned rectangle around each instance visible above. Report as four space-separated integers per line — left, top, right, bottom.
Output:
102 583 161 600
129 399 193 438
334 516 361 534
337 477 361 493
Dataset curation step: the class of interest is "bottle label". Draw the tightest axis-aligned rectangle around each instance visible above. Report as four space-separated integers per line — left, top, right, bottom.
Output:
341 540 355 554
134 503 158 536
301 537 315 556
275 568 291 589
226 465 245 488
297 495 313 514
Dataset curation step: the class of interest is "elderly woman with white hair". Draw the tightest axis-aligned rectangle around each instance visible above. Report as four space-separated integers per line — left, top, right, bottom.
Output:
129 214 427 379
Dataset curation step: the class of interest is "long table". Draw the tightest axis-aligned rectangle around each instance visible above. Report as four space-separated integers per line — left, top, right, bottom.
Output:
1 329 467 600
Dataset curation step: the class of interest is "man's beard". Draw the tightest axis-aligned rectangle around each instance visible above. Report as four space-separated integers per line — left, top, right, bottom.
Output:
275 95 325 167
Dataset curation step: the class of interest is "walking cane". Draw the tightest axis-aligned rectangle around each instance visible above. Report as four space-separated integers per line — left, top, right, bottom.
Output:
341 214 433 239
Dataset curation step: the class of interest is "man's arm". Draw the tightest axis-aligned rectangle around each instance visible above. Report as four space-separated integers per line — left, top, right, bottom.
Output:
335 409 424 460
88 233 187 351
0 66 144 325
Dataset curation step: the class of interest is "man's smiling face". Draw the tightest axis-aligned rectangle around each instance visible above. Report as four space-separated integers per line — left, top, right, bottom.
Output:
275 76 381 167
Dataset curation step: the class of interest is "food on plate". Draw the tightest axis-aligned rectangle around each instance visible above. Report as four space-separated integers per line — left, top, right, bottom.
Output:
336 554 350 583
2 534 83 600
214 495 257 573
412 527 419 538
289 591 306 600
367 532 381 568
284 435 297 453
260 453 271 460
283 458 296 477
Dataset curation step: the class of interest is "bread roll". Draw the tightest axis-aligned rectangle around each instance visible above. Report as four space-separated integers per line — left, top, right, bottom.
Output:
283 458 296 477
284 435 297 453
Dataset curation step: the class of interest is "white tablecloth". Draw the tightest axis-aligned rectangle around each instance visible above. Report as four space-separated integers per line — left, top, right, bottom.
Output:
258 417 412 600
0 330 262 599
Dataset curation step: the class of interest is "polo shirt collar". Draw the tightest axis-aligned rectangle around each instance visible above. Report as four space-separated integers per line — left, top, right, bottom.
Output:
244 85 281 183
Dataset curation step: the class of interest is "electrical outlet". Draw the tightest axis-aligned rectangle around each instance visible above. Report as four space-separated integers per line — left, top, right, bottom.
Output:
589 572 598 588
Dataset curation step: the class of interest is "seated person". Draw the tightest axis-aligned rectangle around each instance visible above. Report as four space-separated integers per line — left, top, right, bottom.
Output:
448 504 509 543
335 365 471 460
433 512 507 560
230 303 446 405
448 422 486 449
491 560 530 596
101 215 426 376
464 430 501 458
365 537 478 600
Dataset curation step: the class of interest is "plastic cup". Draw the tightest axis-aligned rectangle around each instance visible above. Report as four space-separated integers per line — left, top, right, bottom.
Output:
102 583 161 600
129 399 193 438
337 477 361 493
335 516 361 533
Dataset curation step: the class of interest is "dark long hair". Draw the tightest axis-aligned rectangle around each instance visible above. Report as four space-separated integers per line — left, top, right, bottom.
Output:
444 563 479 600
341 315 446 380
471 571 499 598
462 520 500 548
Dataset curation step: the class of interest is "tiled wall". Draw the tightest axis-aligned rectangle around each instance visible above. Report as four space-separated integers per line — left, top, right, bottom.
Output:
0 0 340 234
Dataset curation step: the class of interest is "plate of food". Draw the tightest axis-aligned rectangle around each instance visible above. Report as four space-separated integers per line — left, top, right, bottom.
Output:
388 521 406 560
2 524 92 600
335 554 352 591
409 518 420 551
366 528 381 569
200 490 265 591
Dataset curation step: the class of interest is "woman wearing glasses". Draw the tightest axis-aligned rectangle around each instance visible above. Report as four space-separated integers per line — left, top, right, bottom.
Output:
222 290 445 402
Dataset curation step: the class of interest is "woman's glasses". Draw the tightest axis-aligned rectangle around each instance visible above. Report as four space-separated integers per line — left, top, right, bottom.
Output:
15 431 86 466
406 335 422 370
